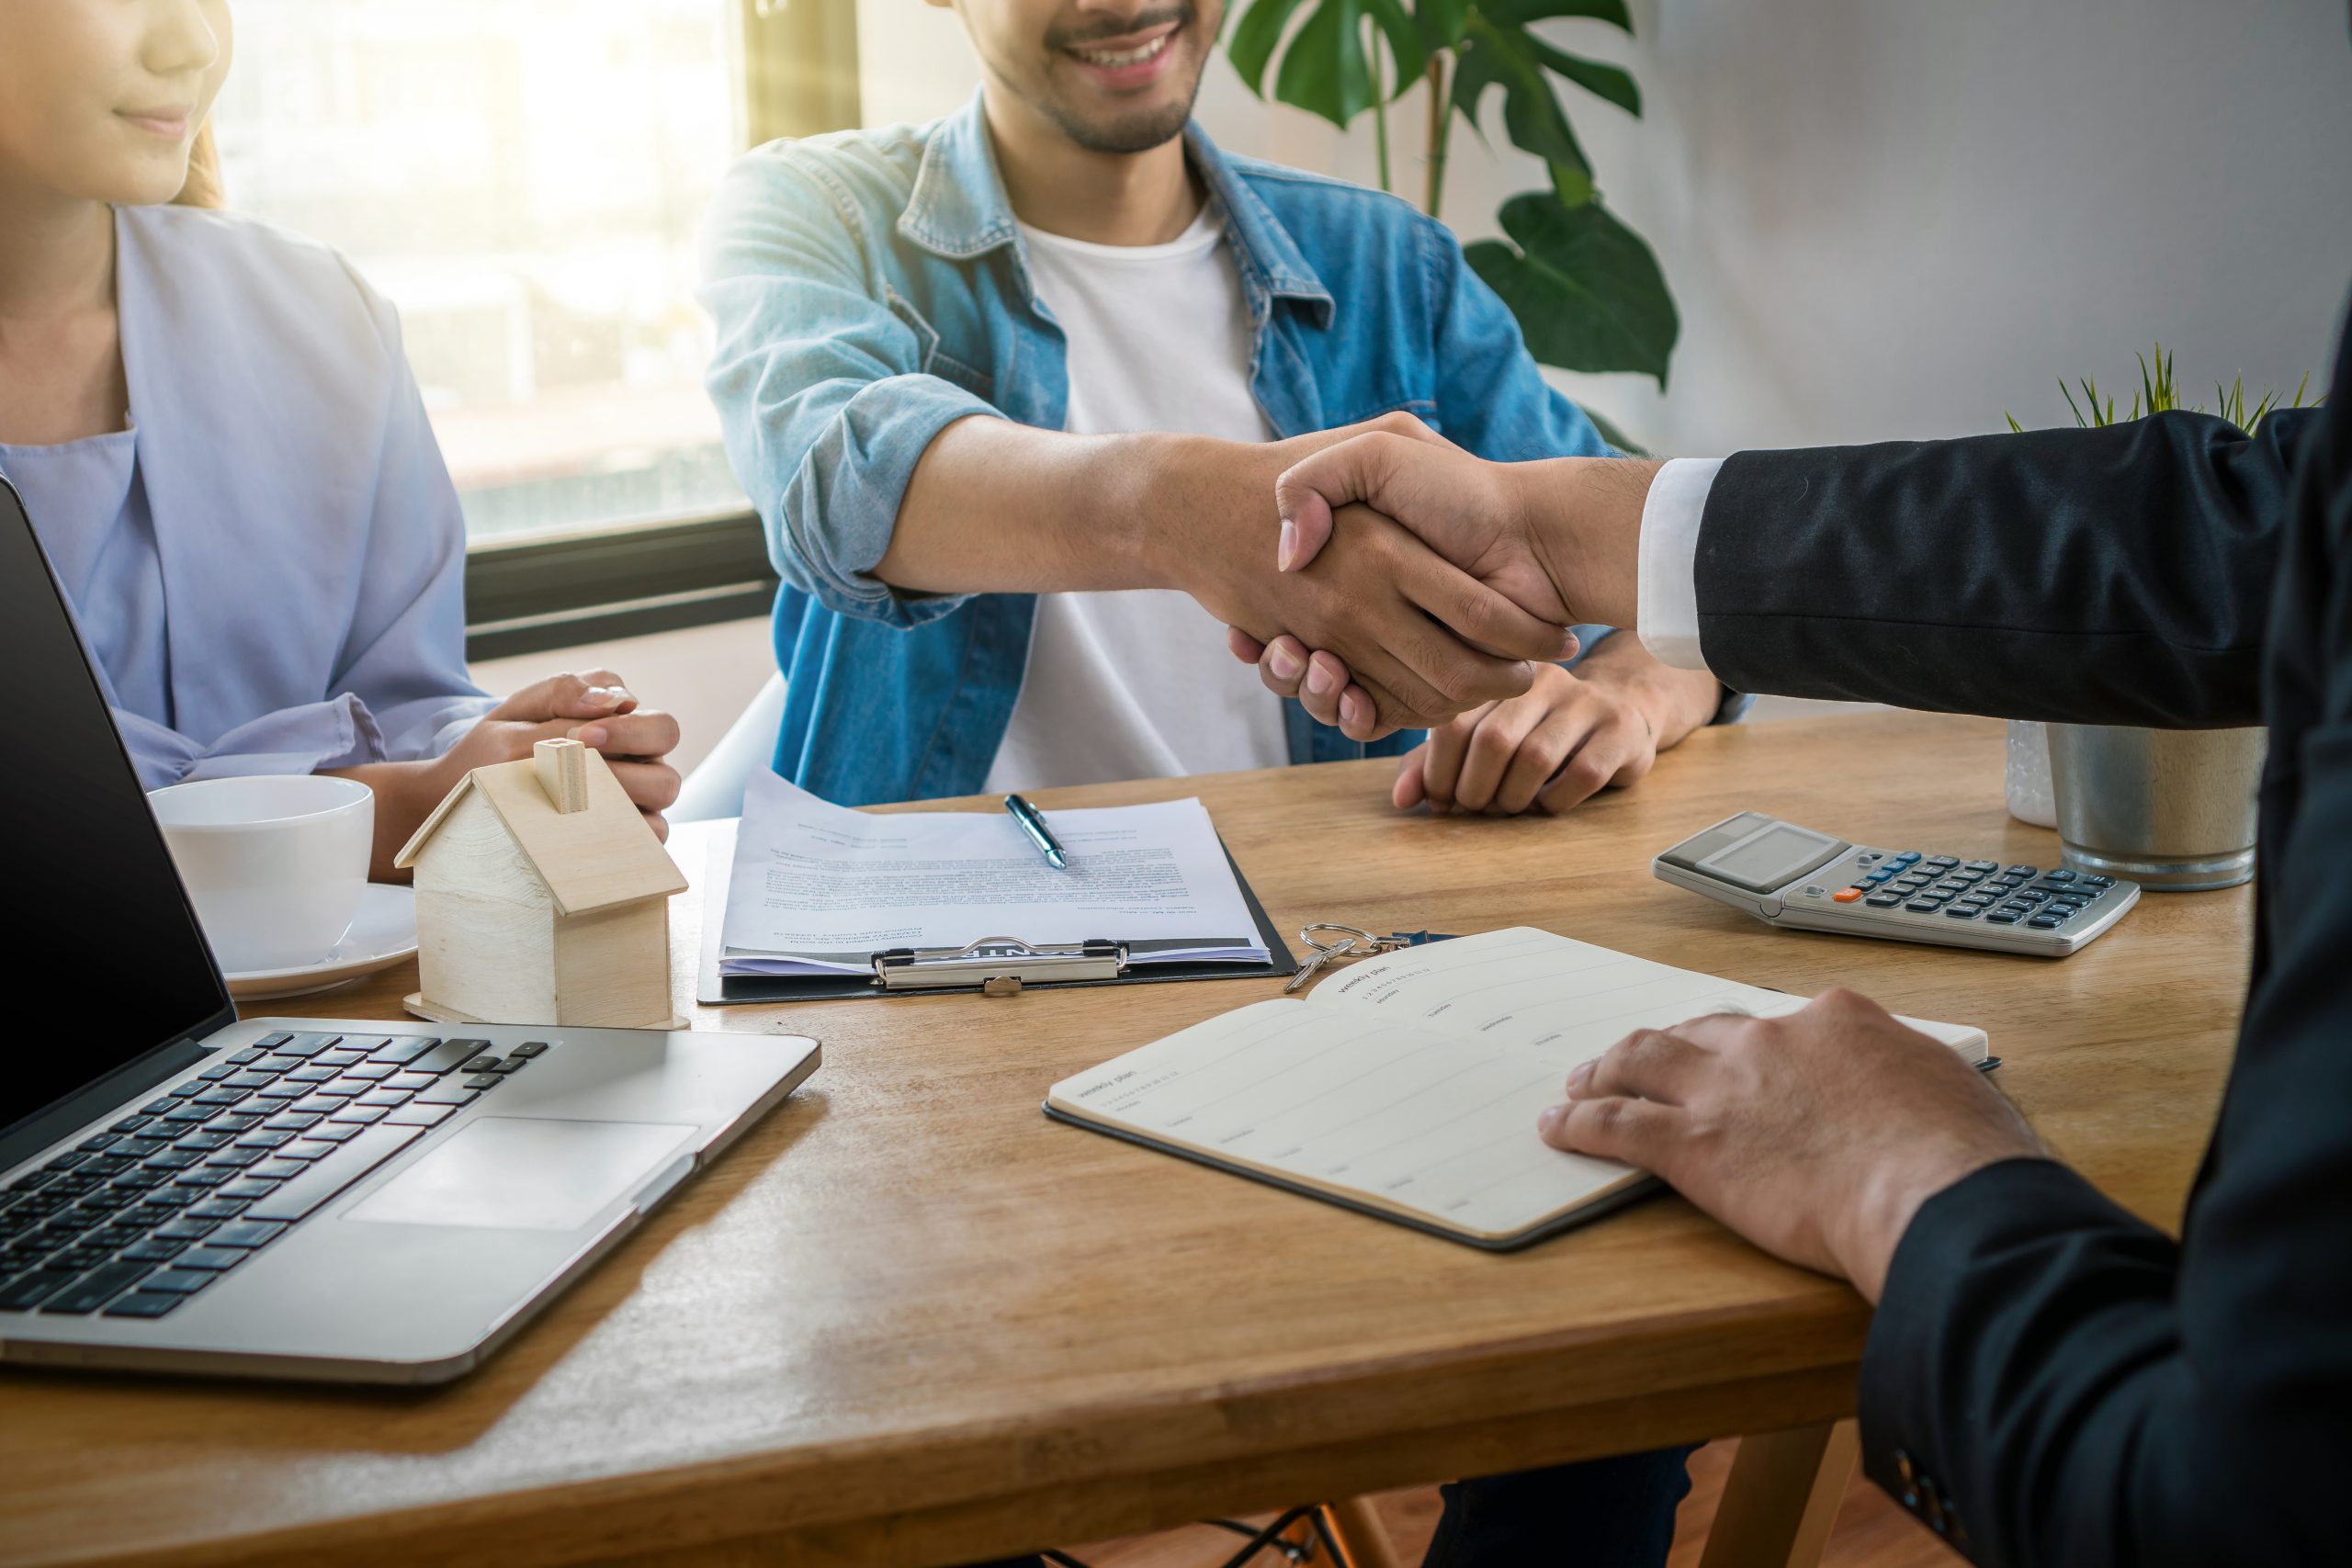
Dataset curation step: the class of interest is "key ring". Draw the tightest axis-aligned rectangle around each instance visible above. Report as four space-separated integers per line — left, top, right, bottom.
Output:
1302 922 1380 954
1283 923 1387 994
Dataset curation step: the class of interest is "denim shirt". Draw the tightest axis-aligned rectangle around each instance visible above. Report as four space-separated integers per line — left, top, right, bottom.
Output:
700 92 1624 807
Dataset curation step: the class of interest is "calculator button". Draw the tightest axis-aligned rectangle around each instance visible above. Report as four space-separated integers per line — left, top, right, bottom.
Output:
2012 888 2049 902
1923 855 1959 869
2042 868 2077 883
1984 911 2023 924
1863 869 1895 884
2028 914 2066 929
1833 887 1864 903
1962 860 1998 873
1956 897 1993 910
2005 865 2038 878
1864 893 1904 908
2078 874 2116 888
1905 899 1940 912
1944 906 1982 919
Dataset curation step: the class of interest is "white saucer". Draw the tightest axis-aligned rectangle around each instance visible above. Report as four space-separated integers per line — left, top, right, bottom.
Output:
224 884 419 1001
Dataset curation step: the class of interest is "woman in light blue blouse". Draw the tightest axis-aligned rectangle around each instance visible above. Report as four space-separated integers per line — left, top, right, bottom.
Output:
0 0 681 876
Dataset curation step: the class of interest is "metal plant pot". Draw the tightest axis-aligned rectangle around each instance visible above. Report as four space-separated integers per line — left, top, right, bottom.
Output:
2046 724 2267 890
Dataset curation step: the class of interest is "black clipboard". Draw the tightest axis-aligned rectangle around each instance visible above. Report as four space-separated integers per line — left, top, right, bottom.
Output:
694 819 1298 1005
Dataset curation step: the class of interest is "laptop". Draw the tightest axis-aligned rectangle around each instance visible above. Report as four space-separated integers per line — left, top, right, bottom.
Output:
0 474 820 1382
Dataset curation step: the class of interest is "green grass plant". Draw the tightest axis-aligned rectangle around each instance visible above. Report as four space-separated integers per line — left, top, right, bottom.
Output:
2007 344 2318 434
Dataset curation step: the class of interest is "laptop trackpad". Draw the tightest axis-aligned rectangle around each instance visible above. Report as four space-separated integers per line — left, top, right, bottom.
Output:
345 1117 697 1231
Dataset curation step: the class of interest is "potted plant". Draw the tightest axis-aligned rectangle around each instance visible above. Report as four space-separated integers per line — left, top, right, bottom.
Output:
2003 348 2314 888
1227 0 1675 445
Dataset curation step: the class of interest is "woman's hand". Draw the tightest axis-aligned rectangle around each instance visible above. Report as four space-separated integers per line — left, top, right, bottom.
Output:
1396 661 1663 816
332 670 683 878
441 671 683 834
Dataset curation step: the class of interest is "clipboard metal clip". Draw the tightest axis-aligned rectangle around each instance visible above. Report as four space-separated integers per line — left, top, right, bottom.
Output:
872 936 1127 995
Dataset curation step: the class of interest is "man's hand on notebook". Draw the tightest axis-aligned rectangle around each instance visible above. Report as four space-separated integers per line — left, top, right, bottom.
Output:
1226 436 1655 741
1534 988 2047 1301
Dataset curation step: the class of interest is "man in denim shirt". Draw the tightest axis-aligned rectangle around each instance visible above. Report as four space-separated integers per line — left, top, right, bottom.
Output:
700 0 1721 1558
700 0 1732 821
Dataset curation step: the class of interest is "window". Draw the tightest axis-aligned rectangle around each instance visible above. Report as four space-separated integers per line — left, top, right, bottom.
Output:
212 0 751 545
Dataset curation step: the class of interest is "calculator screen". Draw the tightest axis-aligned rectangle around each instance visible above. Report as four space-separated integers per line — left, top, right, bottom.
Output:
1704 824 1838 888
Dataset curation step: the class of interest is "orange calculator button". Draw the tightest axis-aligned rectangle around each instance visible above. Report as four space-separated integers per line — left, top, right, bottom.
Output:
1832 887 1865 903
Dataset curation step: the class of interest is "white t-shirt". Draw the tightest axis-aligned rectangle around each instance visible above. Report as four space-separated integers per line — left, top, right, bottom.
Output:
979 206 1293 794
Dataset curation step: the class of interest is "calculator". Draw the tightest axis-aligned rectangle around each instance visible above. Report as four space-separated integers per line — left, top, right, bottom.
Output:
1653 812 2140 956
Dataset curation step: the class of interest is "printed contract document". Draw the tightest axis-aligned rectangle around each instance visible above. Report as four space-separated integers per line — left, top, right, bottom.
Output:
718 769 1269 977
1047 927 1988 1247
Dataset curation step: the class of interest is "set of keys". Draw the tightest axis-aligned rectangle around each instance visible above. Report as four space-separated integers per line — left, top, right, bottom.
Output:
1282 925 1456 993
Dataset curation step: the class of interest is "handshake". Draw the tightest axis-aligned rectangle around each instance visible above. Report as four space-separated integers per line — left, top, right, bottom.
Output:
1170 414 1677 813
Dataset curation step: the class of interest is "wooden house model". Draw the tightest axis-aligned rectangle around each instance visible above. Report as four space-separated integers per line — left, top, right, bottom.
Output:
394 738 687 1030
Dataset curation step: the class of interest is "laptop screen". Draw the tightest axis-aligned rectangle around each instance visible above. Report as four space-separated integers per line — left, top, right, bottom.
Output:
3 476 231 1142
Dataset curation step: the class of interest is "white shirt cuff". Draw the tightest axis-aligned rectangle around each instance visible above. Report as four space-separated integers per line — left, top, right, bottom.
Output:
1635 456 1722 674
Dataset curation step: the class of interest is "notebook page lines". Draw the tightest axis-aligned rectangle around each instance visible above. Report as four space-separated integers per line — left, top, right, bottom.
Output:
1317 931 1796 1066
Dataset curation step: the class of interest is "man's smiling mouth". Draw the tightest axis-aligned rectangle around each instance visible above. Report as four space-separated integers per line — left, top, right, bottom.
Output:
1071 33 1171 68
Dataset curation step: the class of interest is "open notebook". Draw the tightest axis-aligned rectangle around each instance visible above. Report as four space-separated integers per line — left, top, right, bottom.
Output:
1046 927 1989 1249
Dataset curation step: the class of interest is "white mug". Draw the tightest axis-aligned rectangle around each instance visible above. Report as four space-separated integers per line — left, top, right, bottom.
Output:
148 774 374 972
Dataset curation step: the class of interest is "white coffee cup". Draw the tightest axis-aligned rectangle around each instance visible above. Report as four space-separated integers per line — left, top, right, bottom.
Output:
148 774 374 973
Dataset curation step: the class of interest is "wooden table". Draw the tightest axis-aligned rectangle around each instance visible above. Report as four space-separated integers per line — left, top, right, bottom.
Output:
1 712 2249 1568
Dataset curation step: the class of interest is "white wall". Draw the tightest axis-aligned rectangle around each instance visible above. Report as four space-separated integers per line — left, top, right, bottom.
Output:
854 0 2352 455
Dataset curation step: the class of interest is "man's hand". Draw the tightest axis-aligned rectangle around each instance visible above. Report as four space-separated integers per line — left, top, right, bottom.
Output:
1227 436 1658 739
332 670 683 879
1149 415 1578 730
1395 645 1720 815
891 411 1575 733
1181 497 1575 730
1273 431 1590 624
1536 989 2047 1301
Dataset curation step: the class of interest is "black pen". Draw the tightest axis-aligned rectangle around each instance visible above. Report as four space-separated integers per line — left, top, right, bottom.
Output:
1002 793 1069 871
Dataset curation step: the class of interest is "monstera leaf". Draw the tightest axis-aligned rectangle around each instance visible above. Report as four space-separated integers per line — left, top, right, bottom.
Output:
1449 12 1591 203
1464 192 1678 386
1228 0 1426 126
1225 0 1677 383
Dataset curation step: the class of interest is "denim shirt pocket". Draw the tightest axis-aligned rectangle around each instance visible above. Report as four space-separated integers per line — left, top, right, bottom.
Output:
886 288 994 400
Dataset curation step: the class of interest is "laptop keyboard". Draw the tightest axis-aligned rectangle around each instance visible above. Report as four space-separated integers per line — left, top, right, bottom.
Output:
0 1031 545 1321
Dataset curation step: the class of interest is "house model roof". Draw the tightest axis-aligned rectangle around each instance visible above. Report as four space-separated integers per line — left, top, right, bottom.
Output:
392 743 687 916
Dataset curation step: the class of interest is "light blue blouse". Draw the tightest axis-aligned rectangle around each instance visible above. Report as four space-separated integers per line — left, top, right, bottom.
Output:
0 203 492 789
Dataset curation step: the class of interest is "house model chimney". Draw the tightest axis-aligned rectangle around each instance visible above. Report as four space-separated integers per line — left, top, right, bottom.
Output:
536 737 590 814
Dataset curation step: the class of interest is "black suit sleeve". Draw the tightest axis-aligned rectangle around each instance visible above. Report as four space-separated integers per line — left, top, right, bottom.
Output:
1858 688 2352 1566
1849 325 2352 1568
1692 409 2319 726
